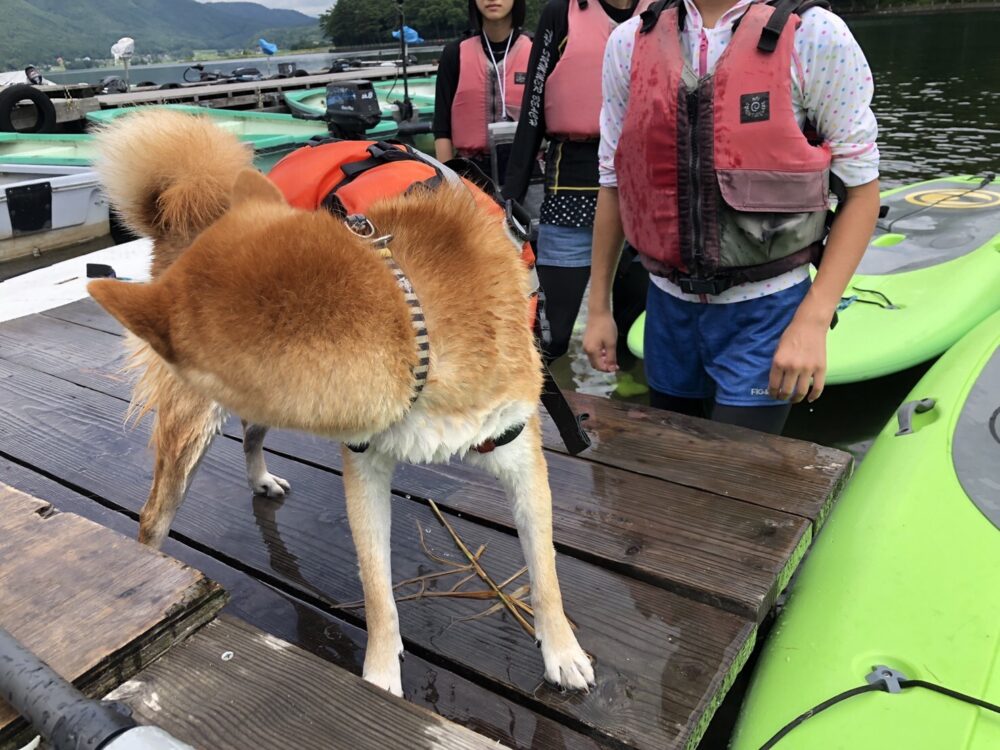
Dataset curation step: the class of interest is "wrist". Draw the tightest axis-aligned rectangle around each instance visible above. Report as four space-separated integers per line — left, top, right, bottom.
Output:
587 298 613 316
794 292 836 328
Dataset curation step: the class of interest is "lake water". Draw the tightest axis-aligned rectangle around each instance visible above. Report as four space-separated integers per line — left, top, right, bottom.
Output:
553 9 1000 459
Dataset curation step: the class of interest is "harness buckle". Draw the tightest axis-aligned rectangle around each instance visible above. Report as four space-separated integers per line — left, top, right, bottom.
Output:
344 214 376 238
676 276 731 296
345 213 393 249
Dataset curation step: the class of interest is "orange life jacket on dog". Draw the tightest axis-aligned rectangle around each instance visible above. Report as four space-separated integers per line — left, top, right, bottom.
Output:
267 139 538 328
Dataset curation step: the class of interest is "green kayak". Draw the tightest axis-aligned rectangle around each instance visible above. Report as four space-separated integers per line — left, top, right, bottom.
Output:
730 309 1000 750
625 177 1000 384
86 104 399 172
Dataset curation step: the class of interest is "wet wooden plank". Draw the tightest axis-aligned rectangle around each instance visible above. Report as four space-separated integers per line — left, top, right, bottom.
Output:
259 432 810 621
23 299 853 527
30 300 852 525
0 459 605 750
107 616 504 750
0 312 811 621
42 298 124 335
0 358 753 750
0 483 226 749
0 312 132 397
544 390 852 524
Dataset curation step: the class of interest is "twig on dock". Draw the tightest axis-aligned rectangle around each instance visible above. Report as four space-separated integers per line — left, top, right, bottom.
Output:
331 511 536 640
427 499 535 639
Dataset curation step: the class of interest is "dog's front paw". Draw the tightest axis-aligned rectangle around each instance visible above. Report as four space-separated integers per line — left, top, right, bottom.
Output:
362 646 404 697
361 637 403 698
249 472 291 498
539 625 595 692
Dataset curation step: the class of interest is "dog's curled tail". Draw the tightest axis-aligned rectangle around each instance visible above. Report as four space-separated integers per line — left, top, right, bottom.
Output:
94 108 253 247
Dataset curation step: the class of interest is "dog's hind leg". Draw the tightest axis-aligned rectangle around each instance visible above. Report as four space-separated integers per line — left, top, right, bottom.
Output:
139 380 224 548
466 413 595 691
340 446 404 696
241 421 291 498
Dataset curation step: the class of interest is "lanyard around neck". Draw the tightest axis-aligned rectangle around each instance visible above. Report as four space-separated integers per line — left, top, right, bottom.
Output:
484 31 514 120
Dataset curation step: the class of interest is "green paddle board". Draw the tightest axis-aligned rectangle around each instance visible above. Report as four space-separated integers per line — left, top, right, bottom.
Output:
730 309 1000 749
625 177 1000 384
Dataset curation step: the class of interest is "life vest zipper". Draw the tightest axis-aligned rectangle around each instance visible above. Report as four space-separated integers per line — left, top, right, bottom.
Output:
687 89 703 276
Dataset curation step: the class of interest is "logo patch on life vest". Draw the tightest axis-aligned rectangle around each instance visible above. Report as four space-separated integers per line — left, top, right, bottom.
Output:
740 92 770 123
514 72 527 84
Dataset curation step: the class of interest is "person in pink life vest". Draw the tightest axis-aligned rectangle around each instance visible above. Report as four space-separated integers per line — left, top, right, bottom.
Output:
583 0 881 435
501 0 653 365
434 0 532 185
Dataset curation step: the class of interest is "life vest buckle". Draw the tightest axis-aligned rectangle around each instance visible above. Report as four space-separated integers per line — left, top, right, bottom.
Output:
676 276 732 296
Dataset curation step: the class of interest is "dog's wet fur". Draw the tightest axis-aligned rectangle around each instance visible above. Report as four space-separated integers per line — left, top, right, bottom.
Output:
88 110 594 696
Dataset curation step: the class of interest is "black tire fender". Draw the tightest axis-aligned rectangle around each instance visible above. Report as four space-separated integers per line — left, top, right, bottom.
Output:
0 83 58 133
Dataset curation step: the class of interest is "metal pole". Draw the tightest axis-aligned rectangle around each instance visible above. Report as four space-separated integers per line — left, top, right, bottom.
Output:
397 0 412 121
0 626 192 750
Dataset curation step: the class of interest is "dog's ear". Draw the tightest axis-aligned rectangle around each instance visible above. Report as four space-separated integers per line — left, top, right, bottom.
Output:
231 168 285 208
88 280 176 362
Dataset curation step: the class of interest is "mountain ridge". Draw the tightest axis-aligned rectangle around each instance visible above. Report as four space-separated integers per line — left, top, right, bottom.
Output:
1 0 319 70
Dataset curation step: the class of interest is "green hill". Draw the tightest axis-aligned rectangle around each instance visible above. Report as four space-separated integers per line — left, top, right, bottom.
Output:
1 0 319 69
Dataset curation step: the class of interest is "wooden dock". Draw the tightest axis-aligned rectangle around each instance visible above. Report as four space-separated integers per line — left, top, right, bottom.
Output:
0 298 853 749
9 66 438 131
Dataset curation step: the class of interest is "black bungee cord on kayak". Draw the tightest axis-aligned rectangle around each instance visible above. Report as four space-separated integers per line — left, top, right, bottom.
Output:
759 665 1000 750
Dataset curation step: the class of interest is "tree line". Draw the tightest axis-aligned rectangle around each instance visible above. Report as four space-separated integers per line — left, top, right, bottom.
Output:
320 0 997 47
321 0 544 47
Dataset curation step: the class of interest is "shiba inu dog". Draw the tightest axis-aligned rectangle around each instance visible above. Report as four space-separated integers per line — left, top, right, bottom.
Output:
87 110 593 697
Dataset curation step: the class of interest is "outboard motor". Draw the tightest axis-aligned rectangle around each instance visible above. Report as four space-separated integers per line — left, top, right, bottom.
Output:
23 65 43 85
229 67 262 82
324 80 382 140
97 75 128 94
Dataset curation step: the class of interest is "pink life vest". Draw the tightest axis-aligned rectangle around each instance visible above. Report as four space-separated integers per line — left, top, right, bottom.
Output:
545 0 652 139
614 2 833 290
451 33 532 156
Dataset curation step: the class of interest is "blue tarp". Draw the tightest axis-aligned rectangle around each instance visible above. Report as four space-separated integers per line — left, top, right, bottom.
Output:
258 39 278 55
391 26 424 44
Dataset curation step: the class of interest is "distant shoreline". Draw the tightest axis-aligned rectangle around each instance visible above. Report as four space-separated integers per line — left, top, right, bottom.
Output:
838 1 1000 16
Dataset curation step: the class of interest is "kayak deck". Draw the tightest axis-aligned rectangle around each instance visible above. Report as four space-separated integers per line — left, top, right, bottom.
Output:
731 312 1000 750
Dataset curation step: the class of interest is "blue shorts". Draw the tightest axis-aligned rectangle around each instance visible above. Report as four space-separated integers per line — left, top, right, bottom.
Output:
535 223 592 268
644 280 810 406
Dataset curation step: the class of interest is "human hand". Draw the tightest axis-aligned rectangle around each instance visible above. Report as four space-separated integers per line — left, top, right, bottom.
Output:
769 316 828 403
583 309 619 372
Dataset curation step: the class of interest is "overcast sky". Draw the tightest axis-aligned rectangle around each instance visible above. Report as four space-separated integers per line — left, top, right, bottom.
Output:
198 0 330 18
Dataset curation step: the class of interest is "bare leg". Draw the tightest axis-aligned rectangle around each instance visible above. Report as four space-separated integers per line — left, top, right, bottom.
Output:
340 446 403 696
466 414 594 690
241 421 290 497
139 379 224 548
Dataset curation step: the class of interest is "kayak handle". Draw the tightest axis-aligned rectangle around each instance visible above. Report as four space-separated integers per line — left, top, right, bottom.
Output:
895 398 936 436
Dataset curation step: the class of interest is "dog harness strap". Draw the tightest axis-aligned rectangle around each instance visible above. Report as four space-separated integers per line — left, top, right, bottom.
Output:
376 244 430 399
472 421 526 454
344 213 430 403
